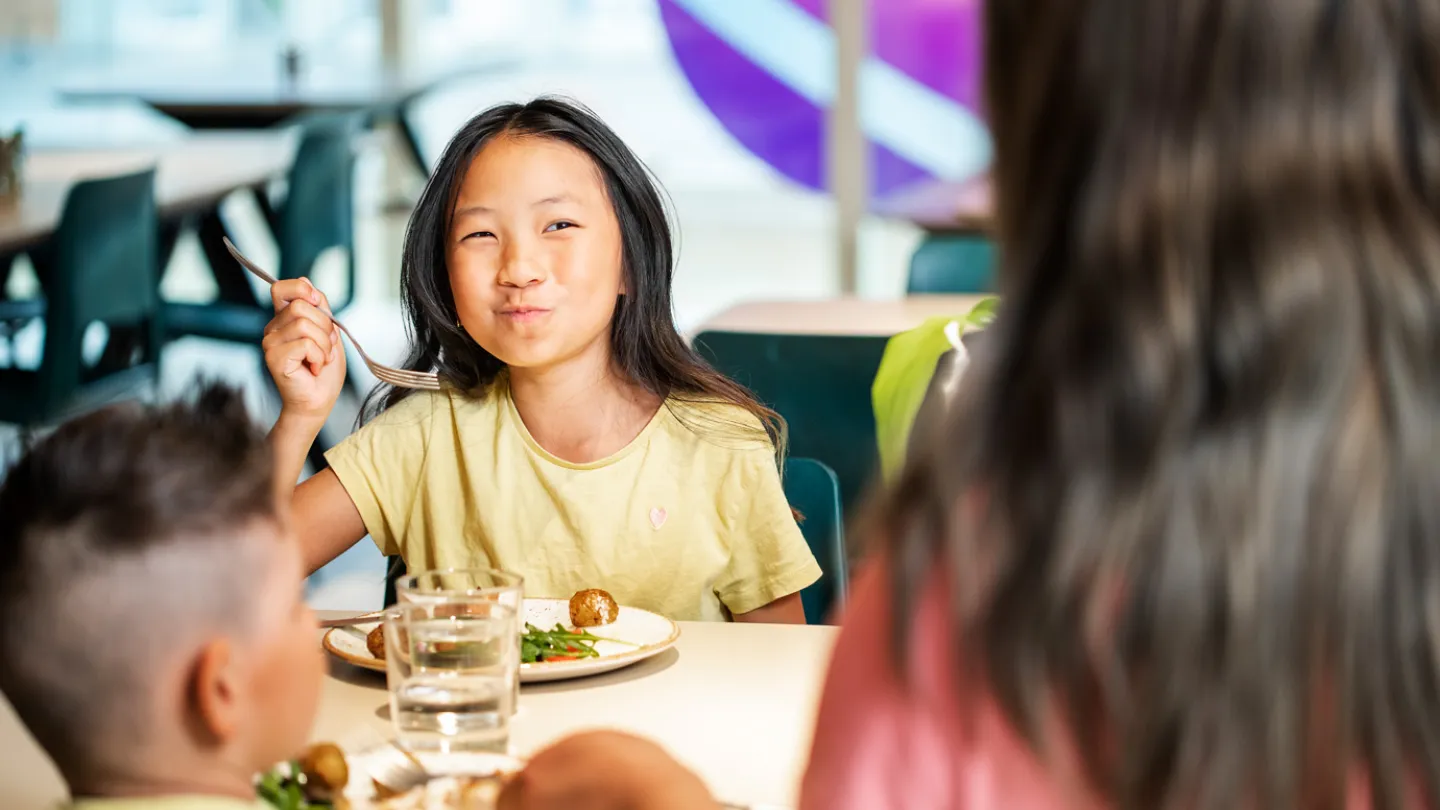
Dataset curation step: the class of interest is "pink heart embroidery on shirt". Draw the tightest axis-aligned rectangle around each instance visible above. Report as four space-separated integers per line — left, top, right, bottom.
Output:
649 507 668 530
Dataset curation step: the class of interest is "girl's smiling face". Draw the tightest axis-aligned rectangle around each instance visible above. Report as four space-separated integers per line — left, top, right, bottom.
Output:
447 134 626 374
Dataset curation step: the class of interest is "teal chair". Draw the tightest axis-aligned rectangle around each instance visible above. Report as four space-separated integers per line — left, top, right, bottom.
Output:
0 271 44 362
907 233 996 294
383 555 406 608
163 120 357 471
692 331 889 513
163 120 358 344
379 457 850 623
0 169 160 425
784 457 848 623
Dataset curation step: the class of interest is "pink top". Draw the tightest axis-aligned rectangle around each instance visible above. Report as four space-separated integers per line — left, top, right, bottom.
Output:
798 561 1386 810
799 561 1102 810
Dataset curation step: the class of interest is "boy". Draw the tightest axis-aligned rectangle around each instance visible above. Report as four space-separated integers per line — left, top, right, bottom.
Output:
0 383 323 809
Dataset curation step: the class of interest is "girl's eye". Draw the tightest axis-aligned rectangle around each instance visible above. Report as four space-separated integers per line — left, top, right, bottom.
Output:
462 231 496 241
544 221 577 233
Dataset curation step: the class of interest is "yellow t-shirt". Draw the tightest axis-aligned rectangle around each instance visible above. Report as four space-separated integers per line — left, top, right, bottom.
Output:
325 380 822 622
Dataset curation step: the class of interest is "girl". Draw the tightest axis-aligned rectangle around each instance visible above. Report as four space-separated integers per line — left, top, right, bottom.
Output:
262 97 819 623
496 0 1440 807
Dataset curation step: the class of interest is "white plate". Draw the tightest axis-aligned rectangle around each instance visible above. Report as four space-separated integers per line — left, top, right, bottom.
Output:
343 748 522 809
323 597 681 683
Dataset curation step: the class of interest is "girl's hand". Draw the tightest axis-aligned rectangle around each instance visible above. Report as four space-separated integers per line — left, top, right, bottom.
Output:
498 731 717 810
262 278 346 422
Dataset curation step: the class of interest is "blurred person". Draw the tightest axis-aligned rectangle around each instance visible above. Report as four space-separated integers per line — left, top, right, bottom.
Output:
498 0 1440 807
0 384 322 809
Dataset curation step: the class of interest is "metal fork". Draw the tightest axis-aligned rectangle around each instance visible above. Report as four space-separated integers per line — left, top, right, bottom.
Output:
222 237 442 391
366 744 434 796
367 745 513 802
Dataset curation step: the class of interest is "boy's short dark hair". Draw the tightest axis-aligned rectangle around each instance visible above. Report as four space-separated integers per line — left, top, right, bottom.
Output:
0 383 277 784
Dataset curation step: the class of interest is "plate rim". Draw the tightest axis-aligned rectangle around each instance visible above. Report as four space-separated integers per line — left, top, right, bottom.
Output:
321 598 682 677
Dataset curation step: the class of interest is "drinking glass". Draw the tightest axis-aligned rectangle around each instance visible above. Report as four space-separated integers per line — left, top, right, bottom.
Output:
395 568 525 714
384 599 519 754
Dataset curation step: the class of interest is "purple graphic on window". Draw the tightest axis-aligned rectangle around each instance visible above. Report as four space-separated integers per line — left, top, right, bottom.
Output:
657 0 985 197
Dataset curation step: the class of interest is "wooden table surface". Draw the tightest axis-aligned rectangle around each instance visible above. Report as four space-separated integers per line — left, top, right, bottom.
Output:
0 615 838 810
699 295 991 338
0 131 295 254
873 175 993 235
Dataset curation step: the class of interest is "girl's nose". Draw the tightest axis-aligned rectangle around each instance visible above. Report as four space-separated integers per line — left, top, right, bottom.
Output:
498 242 547 288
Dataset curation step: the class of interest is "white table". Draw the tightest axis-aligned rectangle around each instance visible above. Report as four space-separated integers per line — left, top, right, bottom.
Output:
0 131 296 254
0 617 839 809
699 295 990 337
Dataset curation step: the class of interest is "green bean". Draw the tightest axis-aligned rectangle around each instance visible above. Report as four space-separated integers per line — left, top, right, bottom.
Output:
520 623 604 662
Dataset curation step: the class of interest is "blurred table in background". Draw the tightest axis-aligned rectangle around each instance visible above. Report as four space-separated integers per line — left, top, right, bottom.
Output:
0 131 294 256
56 51 513 186
62 69 434 131
699 295 990 338
873 176 993 236
0 100 189 151
55 48 514 128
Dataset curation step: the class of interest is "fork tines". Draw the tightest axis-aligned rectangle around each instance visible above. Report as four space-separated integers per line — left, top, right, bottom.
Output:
374 366 444 391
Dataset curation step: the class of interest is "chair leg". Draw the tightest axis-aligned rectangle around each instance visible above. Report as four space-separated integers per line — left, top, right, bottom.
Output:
1 251 16 303
158 219 183 274
96 324 144 374
196 207 259 307
399 116 429 178
253 187 282 239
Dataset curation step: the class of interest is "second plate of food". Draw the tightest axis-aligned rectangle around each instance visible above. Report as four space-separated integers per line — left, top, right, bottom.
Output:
323 593 681 683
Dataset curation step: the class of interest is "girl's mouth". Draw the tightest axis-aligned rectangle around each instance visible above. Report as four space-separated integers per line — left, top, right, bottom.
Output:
499 307 553 323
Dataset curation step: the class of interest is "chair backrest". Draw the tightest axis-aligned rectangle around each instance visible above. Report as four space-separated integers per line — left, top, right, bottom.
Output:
39 168 159 414
907 233 996 294
383 554 405 608
278 121 357 310
692 330 889 513
784 457 848 623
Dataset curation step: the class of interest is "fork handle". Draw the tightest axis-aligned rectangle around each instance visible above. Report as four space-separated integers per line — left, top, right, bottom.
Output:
224 238 372 363
223 237 279 285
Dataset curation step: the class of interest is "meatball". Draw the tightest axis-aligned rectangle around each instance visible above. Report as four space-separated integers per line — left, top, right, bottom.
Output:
569 588 619 627
366 624 386 660
299 742 349 800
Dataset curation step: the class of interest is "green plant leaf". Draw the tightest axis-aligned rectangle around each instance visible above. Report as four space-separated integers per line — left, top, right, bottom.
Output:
965 296 1000 327
872 316 963 481
870 296 1000 481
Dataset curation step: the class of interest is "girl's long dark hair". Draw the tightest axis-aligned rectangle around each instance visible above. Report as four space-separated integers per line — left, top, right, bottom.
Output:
877 0 1440 808
361 97 782 451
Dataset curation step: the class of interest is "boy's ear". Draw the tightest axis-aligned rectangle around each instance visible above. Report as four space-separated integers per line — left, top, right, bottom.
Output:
189 638 241 746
